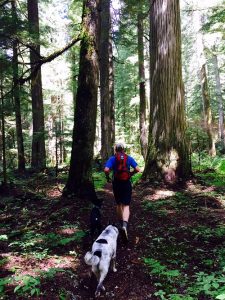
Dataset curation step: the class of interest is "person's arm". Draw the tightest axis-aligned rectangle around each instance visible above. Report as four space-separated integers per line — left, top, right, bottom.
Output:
129 157 140 176
104 167 111 182
130 166 140 176
104 157 113 182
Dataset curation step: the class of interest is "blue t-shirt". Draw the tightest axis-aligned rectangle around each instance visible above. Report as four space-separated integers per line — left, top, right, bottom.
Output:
105 154 138 173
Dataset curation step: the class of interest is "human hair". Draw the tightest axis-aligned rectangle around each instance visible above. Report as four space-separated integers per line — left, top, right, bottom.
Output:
115 143 124 152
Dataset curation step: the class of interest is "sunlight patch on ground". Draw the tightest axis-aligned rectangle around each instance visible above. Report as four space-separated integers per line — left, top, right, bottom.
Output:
56 228 80 235
46 187 62 198
1 252 78 277
186 181 215 194
153 189 175 200
142 189 175 201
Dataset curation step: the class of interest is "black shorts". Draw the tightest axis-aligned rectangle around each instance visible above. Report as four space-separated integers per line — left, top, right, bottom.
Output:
112 179 132 205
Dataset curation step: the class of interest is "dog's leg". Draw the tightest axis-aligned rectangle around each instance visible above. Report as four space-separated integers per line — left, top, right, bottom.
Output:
111 257 117 272
111 245 117 272
92 266 99 280
95 270 107 297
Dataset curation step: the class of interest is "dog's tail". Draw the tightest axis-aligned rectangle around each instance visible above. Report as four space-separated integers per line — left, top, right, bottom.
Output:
84 251 100 266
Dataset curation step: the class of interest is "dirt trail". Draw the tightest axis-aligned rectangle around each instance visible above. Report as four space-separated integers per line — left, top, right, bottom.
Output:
77 182 154 300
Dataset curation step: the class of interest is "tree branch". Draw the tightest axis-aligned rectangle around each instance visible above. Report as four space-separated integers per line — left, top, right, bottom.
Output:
0 34 44 58
18 34 81 85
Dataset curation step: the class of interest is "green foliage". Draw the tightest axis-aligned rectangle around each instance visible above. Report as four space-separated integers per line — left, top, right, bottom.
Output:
191 154 225 187
167 295 194 300
9 229 85 254
59 288 67 300
0 269 72 298
0 234 8 241
186 126 209 153
40 267 68 279
187 271 225 298
131 172 142 185
0 277 12 295
143 257 180 279
215 248 225 268
141 181 225 300
14 275 41 297
202 2 225 34
92 171 107 191
192 153 225 172
143 257 225 299
114 42 140 149
0 257 8 267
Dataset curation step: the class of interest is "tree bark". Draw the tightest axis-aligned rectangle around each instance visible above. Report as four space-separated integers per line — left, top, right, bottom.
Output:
99 0 114 162
212 52 224 149
12 0 25 172
143 0 191 182
137 8 148 161
109 20 115 153
64 0 100 203
0 82 7 184
200 64 216 156
27 0 46 170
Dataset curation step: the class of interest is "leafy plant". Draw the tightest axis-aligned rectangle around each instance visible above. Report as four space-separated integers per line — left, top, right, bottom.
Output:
41 268 66 279
14 275 41 297
44 231 86 246
187 271 225 298
143 258 180 280
0 257 8 267
216 294 225 300
59 288 67 300
93 171 107 191
0 277 12 295
0 235 8 241
168 295 194 300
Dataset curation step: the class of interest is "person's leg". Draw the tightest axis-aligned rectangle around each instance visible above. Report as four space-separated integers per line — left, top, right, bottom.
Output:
117 204 130 242
116 204 122 221
113 180 131 242
121 204 130 222
116 204 130 225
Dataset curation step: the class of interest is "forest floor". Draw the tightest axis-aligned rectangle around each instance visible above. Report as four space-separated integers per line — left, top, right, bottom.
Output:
1 171 225 300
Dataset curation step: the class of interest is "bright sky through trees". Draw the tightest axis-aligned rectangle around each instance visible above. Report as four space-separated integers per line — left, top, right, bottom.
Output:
180 0 222 8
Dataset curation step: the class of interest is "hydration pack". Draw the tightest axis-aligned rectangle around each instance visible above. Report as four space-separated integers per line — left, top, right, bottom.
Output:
114 152 130 181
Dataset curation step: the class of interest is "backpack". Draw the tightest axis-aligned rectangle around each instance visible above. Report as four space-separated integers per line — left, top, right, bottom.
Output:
114 152 130 181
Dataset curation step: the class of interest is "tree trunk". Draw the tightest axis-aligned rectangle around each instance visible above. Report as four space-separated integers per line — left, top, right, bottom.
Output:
12 0 25 172
143 0 191 183
200 63 216 157
109 22 115 151
137 8 148 161
99 0 114 162
212 52 224 149
27 0 46 170
64 0 100 203
0 82 7 184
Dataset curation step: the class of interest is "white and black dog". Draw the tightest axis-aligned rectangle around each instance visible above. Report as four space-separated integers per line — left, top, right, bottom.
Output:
84 225 119 297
